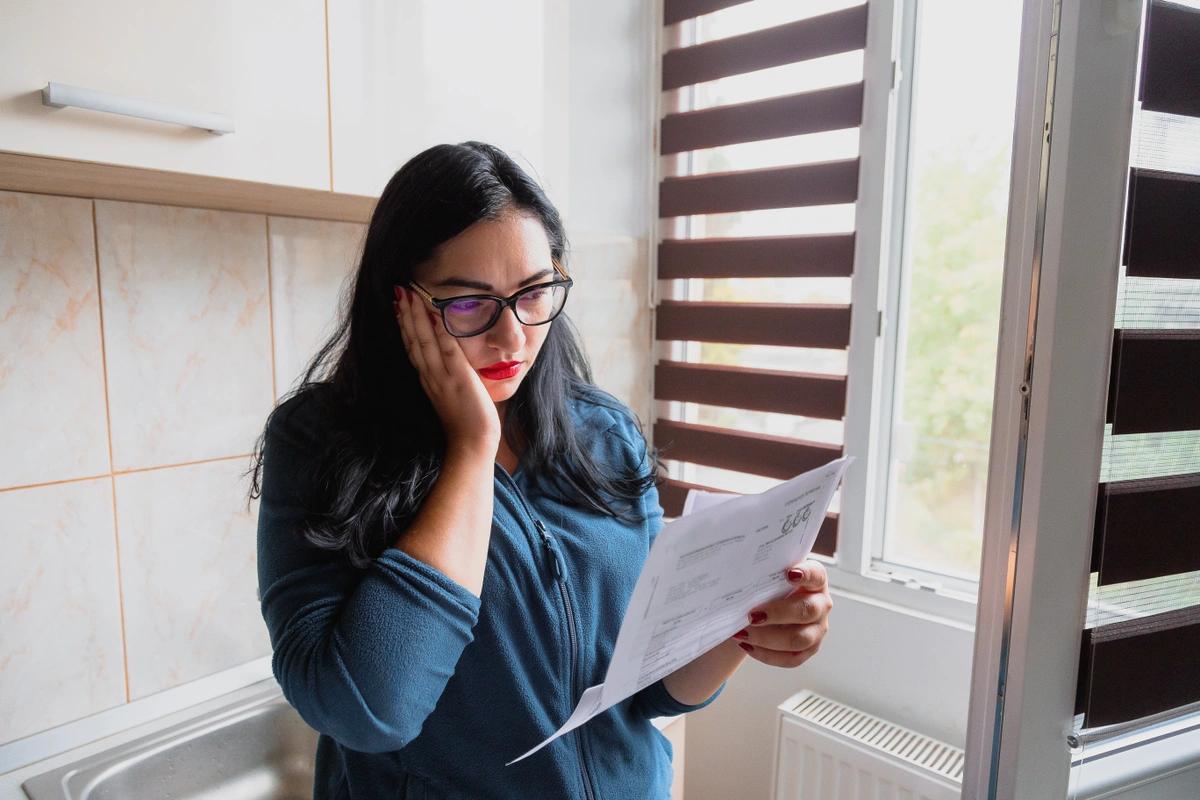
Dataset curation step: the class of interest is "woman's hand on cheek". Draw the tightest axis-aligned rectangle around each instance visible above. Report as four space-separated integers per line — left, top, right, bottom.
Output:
394 286 501 452
729 559 831 668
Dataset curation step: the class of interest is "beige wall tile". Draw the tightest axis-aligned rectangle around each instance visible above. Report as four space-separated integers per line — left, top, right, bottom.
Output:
267 216 364 398
94 201 273 471
115 458 266 700
0 191 109 489
0 478 125 742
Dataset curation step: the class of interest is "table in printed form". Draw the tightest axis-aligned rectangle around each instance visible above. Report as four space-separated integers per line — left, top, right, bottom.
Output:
507 456 853 765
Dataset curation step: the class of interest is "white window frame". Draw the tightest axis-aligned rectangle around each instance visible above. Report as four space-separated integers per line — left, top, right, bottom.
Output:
832 0 984 625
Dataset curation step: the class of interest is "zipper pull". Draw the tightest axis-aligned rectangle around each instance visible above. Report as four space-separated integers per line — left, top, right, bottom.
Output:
535 519 564 579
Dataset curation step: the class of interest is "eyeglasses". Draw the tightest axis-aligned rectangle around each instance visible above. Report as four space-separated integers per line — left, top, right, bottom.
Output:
402 258 574 338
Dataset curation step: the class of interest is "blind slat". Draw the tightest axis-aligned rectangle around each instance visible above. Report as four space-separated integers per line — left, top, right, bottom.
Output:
654 360 847 419
1139 1 1200 118
1092 473 1200 585
663 0 751 26
1106 329 1200 434
659 158 859 217
1076 605 1200 727
661 5 869 91
657 233 855 279
661 83 864 154
656 300 852 348
653 418 842 480
1122 168 1200 279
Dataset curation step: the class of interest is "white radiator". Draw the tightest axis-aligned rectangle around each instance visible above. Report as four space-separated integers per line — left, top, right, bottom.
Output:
771 690 964 800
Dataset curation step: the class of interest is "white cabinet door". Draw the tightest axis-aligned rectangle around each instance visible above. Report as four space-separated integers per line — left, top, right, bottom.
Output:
328 0 569 201
0 0 329 190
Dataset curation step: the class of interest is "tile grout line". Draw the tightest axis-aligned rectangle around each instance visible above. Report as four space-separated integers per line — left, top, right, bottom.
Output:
92 199 131 704
0 453 259 494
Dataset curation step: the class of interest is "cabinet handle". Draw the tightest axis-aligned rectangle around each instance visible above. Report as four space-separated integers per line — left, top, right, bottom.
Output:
41 82 234 135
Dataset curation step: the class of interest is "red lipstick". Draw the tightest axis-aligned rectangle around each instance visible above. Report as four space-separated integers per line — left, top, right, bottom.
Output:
479 360 522 380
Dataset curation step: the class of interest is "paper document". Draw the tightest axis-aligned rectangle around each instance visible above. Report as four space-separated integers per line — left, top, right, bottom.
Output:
506 455 852 765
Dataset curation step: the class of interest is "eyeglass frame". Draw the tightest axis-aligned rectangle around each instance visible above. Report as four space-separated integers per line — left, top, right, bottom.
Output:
400 258 574 338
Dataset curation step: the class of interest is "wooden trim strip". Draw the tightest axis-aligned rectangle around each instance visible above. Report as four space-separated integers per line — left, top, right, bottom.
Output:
1092 472 1200 585
657 477 839 556
654 360 847 419
1076 604 1200 727
1106 329 1200 434
652 418 842 481
1122 168 1200 280
0 150 376 223
656 300 852 349
659 158 859 217
660 83 864 155
657 234 855 279
662 5 869 91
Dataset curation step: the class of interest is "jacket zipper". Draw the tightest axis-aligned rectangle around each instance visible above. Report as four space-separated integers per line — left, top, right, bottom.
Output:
536 519 598 800
496 468 598 800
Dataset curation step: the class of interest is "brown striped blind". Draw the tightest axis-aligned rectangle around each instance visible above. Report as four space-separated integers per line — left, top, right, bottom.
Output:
653 2 870 558
1076 0 1200 730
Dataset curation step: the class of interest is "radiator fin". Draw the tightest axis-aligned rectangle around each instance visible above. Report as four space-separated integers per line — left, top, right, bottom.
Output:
784 690 965 783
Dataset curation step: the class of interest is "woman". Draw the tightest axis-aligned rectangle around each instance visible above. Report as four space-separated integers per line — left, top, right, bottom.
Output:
249 141 832 799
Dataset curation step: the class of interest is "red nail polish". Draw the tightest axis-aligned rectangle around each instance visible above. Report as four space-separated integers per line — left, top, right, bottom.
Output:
733 629 749 639
787 568 804 582
394 285 403 301
738 642 753 653
749 611 767 625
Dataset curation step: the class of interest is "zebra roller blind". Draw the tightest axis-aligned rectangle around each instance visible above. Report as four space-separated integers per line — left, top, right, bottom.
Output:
1076 0 1200 730
653 1 871 558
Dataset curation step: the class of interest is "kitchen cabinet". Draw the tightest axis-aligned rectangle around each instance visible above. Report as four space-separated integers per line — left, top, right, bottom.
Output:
0 0 329 190
327 0 570 199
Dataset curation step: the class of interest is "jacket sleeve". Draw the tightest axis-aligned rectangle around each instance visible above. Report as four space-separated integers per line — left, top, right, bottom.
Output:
605 407 726 719
256 400 482 753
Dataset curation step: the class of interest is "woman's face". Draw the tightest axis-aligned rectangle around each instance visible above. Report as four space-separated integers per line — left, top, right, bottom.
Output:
409 209 557 410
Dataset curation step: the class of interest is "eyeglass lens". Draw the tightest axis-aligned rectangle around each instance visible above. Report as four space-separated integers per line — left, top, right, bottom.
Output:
442 283 568 336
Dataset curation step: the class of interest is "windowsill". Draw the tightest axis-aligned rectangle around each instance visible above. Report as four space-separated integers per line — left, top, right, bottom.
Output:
823 561 979 629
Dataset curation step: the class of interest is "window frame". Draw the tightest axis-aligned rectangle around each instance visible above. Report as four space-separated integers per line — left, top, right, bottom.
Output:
832 0 982 623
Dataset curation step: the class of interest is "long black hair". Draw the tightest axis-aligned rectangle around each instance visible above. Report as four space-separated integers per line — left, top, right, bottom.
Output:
246 141 662 568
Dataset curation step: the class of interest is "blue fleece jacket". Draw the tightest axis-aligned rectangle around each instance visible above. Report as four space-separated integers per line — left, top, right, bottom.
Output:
256 385 724 800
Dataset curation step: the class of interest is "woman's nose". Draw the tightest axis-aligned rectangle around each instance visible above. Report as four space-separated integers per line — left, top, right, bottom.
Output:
487 305 526 349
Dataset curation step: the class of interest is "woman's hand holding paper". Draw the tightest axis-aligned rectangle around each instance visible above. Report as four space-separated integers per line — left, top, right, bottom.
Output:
730 559 832 668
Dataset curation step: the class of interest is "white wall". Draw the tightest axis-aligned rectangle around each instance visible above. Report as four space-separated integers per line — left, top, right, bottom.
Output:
562 0 653 240
560 0 656 426
682 589 974 799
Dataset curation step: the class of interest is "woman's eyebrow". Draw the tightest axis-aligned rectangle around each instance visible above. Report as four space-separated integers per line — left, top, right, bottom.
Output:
433 268 554 292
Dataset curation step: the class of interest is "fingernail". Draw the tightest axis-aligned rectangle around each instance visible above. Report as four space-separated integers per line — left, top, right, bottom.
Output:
749 611 767 625
732 629 749 640
738 642 753 653
394 285 403 301
787 568 805 583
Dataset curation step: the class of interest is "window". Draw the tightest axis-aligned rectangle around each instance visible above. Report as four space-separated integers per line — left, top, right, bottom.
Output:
652 0 1024 611
871 0 1024 586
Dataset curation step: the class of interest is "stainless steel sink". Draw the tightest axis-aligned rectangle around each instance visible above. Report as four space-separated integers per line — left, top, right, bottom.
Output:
22 683 317 800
